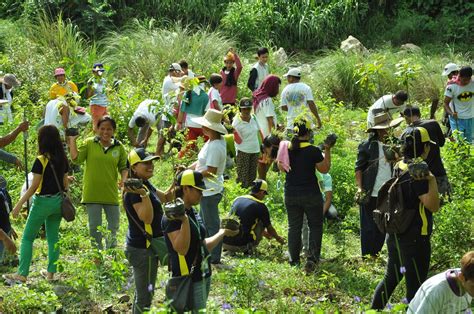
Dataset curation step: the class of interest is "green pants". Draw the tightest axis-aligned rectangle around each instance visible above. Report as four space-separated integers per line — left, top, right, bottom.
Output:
19 194 62 276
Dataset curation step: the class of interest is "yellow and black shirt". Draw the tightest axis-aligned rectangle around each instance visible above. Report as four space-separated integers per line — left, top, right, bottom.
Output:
32 155 68 195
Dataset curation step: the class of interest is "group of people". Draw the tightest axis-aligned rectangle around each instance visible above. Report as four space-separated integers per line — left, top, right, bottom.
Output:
0 50 472 313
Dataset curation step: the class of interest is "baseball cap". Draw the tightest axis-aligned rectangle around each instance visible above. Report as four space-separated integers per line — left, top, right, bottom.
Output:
239 97 252 108
442 63 460 76
283 68 301 78
251 179 268 195
169 63 182 72
92 63 105 72
128 148 160 166
54 68 66 76
177 169 209 191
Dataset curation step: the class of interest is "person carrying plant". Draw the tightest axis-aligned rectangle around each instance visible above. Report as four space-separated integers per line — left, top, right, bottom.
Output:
220 48 243 121
355 112 404 258
86 63 109 132
3 125 69 283
127 99 160 149
232 97 262 188
443 65 474 143
257 133 281 180
49 67 78 100
367 90 408 128
407 250 473 314
371 126 440 309
439 63 460 135
252 75 281 138
0 73 21 124
247 47 270 92
222 179 285 254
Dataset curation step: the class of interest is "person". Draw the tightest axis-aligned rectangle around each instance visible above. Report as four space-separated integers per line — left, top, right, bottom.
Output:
439 63 460 133
162 170 238 312
0 229 16 262
257 133 281 180
208 73 223 111
223 179 285 254
123 148 173 313
403 106 450 197
444 66 473 143
3 125 69 283
252 75 281 138
68 116 128 250
0 73 21 124
86 63 108 132
280 68 322 136
247 47 270 92
179 60 195 78
49 67 78 100
407 251 474 314
371 126 440 310
188 109 227 264
0 121 29 168
0 174 17 265
220 48 243 118
127 99 160 149
355 112 404 257
282 119 333 272
367 90 408 128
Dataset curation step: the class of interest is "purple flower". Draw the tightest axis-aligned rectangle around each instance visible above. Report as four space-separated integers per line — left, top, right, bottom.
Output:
221 303 232 310
291 296 298 302
465 310 472 314
401 297 409 304
354 296 361 303
399 266 406 274
147 283 153 292
387 303 393 310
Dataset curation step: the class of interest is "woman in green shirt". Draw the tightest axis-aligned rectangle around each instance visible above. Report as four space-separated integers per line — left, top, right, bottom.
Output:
68 116 128 249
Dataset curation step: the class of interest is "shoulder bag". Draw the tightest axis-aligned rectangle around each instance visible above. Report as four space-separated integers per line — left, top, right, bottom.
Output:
50 160 76 222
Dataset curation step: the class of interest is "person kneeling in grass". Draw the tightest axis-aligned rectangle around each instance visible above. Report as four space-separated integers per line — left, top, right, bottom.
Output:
223 179 285 255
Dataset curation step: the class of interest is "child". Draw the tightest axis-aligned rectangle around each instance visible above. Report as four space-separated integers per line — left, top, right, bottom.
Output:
232 98 262 188
208 73 223 111
86 63 108 132
247 47 270 92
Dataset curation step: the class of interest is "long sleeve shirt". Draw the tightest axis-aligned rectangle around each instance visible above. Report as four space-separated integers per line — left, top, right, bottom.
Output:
220 53 243 104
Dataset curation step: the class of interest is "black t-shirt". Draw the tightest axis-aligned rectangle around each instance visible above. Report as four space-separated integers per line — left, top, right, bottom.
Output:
224 195 271 246
285 144 324 194
162 208 211 282
124 181 164 249
31 156 68 195
413 120 446 177
0 188 12 233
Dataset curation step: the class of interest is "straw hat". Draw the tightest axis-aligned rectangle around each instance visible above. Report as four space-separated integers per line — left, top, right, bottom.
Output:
367 112 404 132
0 74 21 87
191 109 228 135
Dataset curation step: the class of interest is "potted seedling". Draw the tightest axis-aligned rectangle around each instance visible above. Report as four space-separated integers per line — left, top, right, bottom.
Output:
221 213 240 231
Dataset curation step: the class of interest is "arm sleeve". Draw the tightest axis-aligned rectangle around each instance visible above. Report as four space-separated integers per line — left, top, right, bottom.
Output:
31 158 43 175
49 85 56 100
162 216 182 234
435 122 445 147
355 142 369 172
305 85 314 102
125 192 142 207
313 147 324 164
74 139 89 164
70 82 79 93
259 204 271 228
280 88 288 107
205 142 226 168
412 179 429 197
264 99 276 117
234 53 243 79
247 68 258 91
128 115 136 129
322 174 333 192
118 144 128 172
444 85 454 98
0 149 18 165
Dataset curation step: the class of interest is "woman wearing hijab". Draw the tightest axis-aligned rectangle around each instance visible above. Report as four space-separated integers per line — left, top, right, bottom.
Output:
252 75 281 138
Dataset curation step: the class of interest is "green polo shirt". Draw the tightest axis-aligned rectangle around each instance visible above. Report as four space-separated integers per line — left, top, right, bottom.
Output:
74 137 128 205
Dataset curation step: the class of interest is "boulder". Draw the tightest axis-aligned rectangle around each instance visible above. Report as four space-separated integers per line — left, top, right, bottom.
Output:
274 47 288 66
340 35 368 54
400 43 421 52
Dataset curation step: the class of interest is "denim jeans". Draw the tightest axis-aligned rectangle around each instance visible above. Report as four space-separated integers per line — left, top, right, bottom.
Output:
371 234 431 310
449 116 473 143
360 197 386 257
200 193 223 263
125 245 159 314
86 204 120 250
285 191 324 264
192 276 211 313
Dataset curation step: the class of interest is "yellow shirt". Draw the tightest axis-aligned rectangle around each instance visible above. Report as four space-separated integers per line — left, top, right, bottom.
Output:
49 81 78 100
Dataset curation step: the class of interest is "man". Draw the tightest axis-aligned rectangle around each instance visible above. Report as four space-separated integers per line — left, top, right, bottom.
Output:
0 73 21 124
444 66 473 143
178 60 195 78
408 251 473 314
367 90 408 128
0 121 29 168
280 68 322 136
403 106 450 197
127 99 160 149
439 63 460 134
355 112 404 257
247 47 270 92
49 67 78 100
223 179 285 254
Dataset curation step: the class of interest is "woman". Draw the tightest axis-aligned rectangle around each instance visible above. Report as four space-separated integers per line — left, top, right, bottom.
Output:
49 67 79 100
162 170 238 312
220 48 243 121
123 148 173 313
69 116 128 250
252 74 281 138
85 63 108 132
189 109 227 264
3 125 69 282
283 119 332 272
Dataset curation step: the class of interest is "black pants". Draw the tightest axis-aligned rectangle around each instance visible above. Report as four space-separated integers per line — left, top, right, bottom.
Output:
371 233 431 310
360 197 386 256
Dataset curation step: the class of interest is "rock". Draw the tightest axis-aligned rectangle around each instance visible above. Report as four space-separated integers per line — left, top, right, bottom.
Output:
340 35 368 54
400 43 421 52
274 47 288 66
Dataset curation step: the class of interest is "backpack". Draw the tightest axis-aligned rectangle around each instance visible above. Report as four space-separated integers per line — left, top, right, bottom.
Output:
373 169 416 234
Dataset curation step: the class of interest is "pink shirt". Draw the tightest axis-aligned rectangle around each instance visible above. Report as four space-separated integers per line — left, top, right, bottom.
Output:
220 53 243 104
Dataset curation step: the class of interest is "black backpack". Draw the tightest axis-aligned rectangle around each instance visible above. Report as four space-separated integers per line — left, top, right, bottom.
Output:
373 170 416 234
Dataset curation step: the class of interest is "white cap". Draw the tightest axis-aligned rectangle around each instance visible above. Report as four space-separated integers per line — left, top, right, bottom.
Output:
442 63 460 76
283 68 301 78
169 63 182 72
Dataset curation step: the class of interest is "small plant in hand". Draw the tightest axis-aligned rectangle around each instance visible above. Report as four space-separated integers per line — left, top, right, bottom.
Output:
220 214 240 231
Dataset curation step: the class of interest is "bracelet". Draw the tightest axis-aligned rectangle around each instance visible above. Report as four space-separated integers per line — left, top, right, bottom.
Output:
140 191 150 198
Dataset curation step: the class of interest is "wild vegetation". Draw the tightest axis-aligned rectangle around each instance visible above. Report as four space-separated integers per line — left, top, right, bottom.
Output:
0 6 472 313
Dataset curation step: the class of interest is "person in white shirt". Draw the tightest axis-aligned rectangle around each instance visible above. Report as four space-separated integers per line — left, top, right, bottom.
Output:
247 47 270 92
408 251 474 314
252 75 281 138
178 60 195 78
367 91 408 128
208 73 223 111
0 73 21 124
127 99 160 149
280 68 322 136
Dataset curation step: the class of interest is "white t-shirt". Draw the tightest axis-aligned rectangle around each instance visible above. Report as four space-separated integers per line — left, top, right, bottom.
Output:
232 115 260 154
128 99 160 128
208 87 223 110
367 95 406 127
187 69 195 78
280 82 314 129
444 81 474 119
44 99 65 129
408 269 472 314
371 141 392 197
161 75 180 121
195 139 226 196
255 97 277 138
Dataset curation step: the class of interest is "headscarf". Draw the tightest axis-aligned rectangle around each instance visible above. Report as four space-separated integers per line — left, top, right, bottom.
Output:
252 75 281 111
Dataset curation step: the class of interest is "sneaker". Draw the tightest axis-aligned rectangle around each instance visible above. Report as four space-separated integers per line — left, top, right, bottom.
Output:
2 273 26 284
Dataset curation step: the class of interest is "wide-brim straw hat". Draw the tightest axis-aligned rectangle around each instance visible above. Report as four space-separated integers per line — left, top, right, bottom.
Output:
0 74 21 87
367 112 404 132
191 109 228 135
